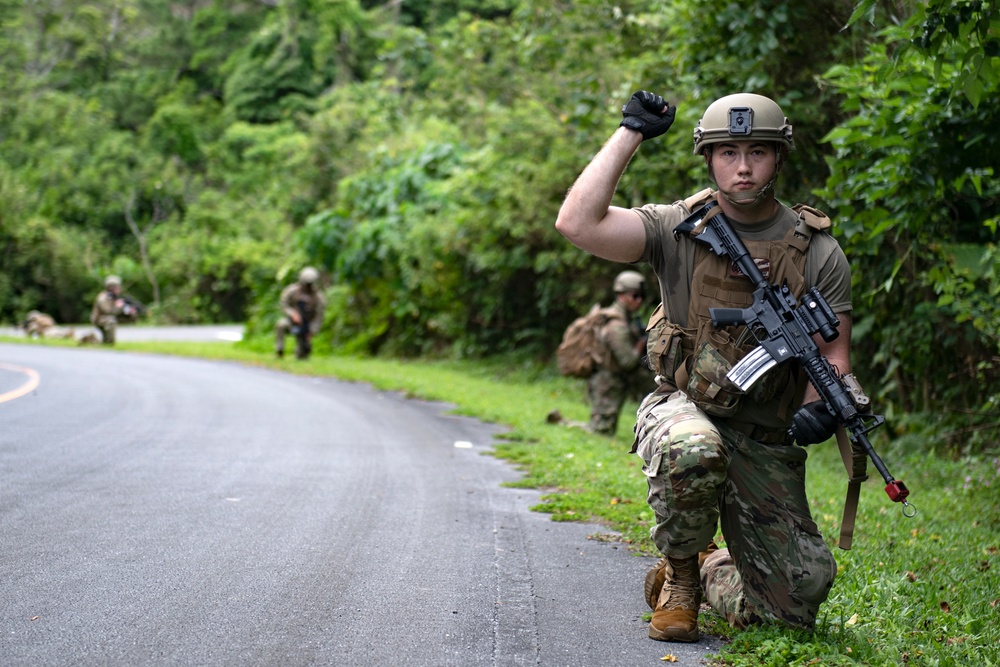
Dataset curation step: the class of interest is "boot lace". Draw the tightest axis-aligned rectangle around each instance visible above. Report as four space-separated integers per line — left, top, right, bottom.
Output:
661 557 699 610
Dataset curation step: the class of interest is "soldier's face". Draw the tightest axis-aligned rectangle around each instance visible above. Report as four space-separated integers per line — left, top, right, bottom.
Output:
707 140 778 193
622 291 644 312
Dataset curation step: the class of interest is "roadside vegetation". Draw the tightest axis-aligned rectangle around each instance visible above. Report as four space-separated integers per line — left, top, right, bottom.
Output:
7 333 996 666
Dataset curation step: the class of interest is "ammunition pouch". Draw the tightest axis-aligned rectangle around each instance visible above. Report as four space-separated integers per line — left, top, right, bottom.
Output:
644 303 691 386
685 329 745 417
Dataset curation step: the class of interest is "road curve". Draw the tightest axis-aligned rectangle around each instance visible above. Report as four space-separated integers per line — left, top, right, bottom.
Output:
0 343 719 666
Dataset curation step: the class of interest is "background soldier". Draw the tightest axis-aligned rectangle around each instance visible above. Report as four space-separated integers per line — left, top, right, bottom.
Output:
275 266 326 359
22 311 75 340
22 311 55 338
587 270 653 435
90 275 131 345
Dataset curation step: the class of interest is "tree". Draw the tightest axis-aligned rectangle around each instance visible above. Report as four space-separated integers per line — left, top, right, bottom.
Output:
221 0 322 123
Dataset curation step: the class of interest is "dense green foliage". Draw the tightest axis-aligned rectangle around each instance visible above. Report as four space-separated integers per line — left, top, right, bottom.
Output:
819 0 1000 452
1 0 997 452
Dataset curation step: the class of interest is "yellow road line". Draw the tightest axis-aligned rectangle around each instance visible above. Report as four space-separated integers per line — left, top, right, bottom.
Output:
0 363 41 403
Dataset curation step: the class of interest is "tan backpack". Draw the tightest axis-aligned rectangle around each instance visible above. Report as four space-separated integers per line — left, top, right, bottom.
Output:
556 304 621 378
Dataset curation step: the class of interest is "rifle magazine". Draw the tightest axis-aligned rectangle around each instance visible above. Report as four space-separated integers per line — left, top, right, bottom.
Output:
726 345 778 391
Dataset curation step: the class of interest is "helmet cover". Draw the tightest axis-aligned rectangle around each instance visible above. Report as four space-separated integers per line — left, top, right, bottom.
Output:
613 270 646 294
693 93 794 155
299 267 320 284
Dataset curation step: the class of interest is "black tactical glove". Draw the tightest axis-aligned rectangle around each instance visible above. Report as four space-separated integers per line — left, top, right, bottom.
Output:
620 91 676 141
788 400 839 445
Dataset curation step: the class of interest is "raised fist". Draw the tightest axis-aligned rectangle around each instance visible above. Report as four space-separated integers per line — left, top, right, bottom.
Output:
620 91 676 141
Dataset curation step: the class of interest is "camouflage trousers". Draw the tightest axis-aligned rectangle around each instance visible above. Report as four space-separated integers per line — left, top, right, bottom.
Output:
632 389 837 630
274 317 294 353
94 317 117 345
587 368 628 435
588 366 656 435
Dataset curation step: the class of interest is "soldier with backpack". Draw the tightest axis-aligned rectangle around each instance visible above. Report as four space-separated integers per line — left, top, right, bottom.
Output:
556 271 653 435
585 271 653 435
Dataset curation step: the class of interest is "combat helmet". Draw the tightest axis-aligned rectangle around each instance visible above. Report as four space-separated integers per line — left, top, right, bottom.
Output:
613 270 646 295
104 275 122 287
692 93 794 156
299 267 320 284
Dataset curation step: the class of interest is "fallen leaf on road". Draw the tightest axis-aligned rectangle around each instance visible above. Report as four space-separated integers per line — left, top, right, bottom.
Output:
660 655 678 662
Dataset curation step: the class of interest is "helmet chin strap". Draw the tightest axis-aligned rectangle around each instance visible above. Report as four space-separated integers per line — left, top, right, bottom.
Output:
721 178 775 207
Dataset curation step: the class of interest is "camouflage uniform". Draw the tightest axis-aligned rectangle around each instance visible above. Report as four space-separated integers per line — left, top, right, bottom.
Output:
23 311 56 338
634 389 838 628
90 278 126 345
587 300 649 435
23 311 74 340
275 267 326 359
633 194 852 630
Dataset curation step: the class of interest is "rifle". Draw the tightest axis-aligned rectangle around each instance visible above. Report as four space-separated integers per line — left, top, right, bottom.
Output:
293 299 312 359
679 200 915 517
121 295 147 318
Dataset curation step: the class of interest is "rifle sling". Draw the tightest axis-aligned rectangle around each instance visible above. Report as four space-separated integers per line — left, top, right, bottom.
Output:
836 426 869 550
675 200 726 239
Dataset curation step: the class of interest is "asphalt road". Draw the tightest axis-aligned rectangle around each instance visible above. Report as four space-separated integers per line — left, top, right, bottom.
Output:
0 340 721 666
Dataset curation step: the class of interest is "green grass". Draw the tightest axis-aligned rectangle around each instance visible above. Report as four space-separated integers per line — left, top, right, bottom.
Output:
6 335 999 666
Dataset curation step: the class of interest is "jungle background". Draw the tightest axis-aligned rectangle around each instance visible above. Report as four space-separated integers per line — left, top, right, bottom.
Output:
1 0 998 455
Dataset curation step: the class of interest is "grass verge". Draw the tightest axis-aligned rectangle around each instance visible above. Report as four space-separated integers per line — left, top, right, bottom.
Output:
7 335 999 666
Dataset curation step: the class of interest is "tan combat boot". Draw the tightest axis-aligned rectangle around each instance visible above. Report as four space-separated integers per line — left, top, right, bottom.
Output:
644 540 718 610
648 555 701 642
